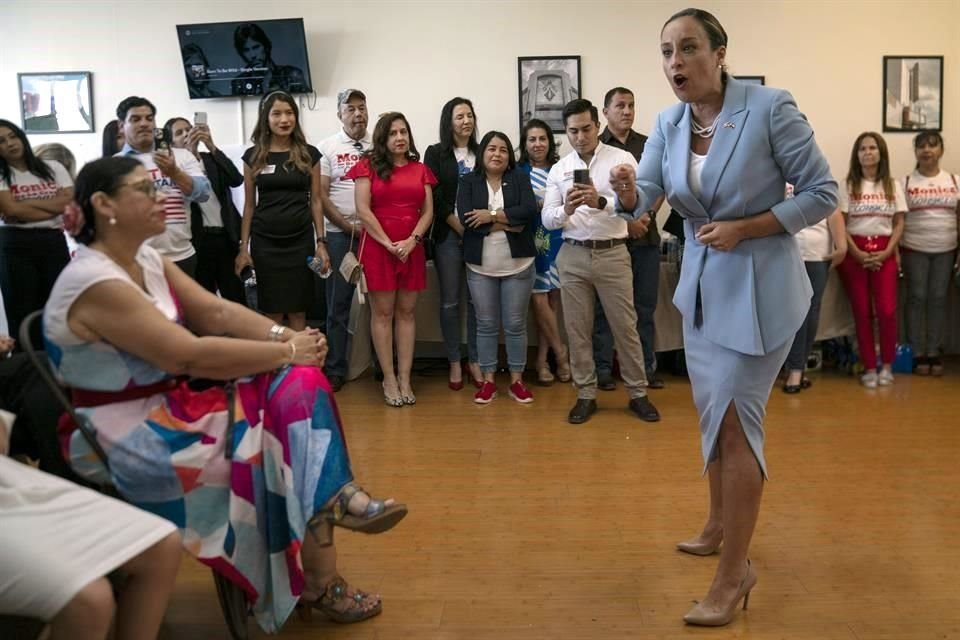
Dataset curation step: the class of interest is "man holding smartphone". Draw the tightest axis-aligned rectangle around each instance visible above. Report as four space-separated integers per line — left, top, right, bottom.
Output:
115 96 210 278
542 99 660 425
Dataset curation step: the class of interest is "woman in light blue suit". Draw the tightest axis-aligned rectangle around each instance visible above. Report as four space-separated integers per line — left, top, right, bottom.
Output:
618 8 837 626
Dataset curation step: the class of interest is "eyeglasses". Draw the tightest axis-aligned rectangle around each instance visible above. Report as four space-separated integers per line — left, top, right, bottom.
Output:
119 179 158 199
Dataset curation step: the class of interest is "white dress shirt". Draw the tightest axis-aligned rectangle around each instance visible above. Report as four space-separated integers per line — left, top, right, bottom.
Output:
541 142 637 241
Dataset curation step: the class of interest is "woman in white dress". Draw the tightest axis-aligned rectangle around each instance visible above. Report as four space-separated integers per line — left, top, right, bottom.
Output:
0 411 181 640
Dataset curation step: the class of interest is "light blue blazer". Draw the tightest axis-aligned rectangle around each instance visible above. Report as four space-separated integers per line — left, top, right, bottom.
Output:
635 77 838 356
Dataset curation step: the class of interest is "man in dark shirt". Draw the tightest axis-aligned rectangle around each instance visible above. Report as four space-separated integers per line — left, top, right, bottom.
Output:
593 87 666 389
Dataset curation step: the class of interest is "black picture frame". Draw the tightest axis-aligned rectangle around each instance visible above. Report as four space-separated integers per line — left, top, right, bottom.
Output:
882 55 943 132
737 75 765 86
517 56 581 134
18 71 94 134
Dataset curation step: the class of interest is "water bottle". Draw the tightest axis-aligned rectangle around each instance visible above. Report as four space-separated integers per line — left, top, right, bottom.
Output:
307 256 332 278
240 266 258 310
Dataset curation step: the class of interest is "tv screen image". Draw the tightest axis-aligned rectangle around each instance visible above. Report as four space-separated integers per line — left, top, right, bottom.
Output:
176 18 313 99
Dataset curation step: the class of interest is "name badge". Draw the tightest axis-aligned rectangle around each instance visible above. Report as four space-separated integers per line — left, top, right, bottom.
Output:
262 164 276 175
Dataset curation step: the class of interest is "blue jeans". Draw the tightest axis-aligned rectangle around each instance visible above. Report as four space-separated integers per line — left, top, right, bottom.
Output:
903 248 955 355
434 232 478 363
593 244 660 376
785 260 830 371
323 231 358 378
466 264 535 373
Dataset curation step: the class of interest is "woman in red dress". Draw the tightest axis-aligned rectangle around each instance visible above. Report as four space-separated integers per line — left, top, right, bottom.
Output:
349 112 436 407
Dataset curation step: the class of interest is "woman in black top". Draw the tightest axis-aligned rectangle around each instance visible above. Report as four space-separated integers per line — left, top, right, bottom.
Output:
423 97 481 390
237 92 329 330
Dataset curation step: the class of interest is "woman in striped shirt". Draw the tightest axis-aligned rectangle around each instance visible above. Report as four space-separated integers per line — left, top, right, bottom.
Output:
517 118 571 385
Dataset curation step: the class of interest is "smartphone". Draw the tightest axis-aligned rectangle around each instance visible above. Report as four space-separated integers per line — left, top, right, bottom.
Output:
194 111 208 126
573 168 591 185
153 127 169 151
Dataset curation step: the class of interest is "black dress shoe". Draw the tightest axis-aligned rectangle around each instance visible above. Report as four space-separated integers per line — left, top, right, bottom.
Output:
568 399 598 424
628 395 660 422
800 377 812 389
782 383 801 394
647 376 665 389
328 375 345 392
597 373 617 391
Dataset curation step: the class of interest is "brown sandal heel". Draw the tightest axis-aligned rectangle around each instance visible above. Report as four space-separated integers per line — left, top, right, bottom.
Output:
312 482 408 536
297 575 382 624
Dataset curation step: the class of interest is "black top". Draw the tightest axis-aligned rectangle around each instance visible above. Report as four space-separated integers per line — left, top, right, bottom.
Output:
456 169 538 266
190 149 244 244
600 126 660 247
241 145 321 239
423 143 462 246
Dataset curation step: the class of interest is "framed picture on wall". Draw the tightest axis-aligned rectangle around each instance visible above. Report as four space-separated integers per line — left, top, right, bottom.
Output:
17 71 94 134
518 56 581 134
883 56 943 132
737 75 765 85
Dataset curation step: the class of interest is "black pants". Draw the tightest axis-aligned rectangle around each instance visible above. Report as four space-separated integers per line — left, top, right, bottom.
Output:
194 228 245 304
1 352 91 486
0 227 70 349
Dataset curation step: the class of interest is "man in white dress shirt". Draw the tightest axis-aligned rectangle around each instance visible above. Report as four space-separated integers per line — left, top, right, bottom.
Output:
542 99 660 425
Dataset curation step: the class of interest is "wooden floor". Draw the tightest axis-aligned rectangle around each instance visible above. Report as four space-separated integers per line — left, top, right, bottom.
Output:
159 365 960 640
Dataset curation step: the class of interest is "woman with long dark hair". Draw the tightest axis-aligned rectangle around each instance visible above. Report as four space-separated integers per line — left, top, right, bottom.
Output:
838 132 907 388
517 118 571 385
102 119 124 157
237 91 329 331
900 131 958 376
349 112 436 406
0 119 74 344
424 97 481 390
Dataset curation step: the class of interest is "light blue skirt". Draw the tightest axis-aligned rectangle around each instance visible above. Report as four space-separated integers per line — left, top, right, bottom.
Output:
683 321 791 479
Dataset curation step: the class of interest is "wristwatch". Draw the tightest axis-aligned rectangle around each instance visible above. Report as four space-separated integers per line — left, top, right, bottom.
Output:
597 196 608 210
414 234 423 244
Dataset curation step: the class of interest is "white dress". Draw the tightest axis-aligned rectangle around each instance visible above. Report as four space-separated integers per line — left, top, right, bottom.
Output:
0 456 176 619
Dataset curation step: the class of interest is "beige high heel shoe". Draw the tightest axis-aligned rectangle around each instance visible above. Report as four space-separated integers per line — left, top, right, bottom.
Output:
683 559 757 627
676 533 722 556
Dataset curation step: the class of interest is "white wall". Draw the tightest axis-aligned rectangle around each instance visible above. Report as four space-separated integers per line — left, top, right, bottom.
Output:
4 0 958 182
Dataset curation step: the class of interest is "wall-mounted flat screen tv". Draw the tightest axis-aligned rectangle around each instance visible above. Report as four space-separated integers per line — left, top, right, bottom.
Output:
176 18 313 99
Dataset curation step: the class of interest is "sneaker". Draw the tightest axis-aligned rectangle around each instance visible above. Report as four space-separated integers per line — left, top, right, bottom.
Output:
508 381 534 404
474 381 498 404
860 371 878 388
878 369 894 386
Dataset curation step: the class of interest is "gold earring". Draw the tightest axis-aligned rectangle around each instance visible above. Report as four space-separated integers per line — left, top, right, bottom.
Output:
109 217 117 226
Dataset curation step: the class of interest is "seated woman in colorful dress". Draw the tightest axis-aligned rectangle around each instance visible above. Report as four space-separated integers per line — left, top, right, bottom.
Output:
43 156 407 633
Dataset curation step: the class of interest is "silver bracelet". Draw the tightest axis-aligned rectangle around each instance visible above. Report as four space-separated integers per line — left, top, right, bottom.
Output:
268 324 286 342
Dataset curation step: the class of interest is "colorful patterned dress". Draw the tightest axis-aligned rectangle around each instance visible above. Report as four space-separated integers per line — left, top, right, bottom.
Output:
44 244 353 632
518 162 562 292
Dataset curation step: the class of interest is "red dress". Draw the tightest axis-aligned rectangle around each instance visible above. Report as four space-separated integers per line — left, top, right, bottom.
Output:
346 157 437 291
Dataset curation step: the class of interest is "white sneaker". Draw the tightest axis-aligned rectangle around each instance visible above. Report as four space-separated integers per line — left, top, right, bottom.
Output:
878 369 895 386
860 371 878 388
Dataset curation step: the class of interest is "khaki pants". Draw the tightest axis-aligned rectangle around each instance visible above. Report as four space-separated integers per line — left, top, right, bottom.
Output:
556 242 649 400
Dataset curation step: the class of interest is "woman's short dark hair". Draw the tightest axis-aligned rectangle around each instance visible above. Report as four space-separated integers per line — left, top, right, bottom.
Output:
234 23 272 61
474 131 517 177
0 119 54 186
437 97 478 154
73 157 142 245
368 112 420 181
914 130 944 149
116 96 156 122
102 120 123 157
662 8 728 50
517 119 558 167
561 99 599 126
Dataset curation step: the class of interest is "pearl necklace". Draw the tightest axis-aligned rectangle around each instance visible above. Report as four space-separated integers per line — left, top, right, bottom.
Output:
691 112 721 139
